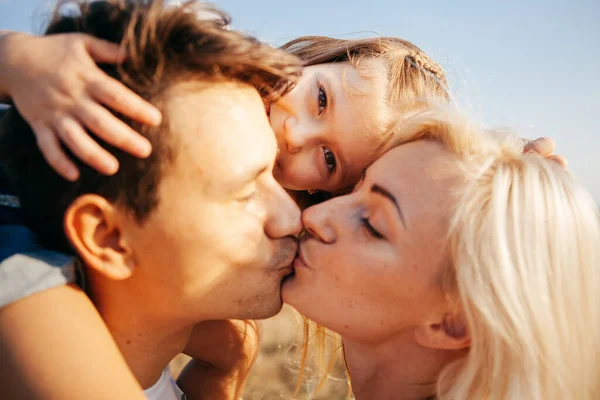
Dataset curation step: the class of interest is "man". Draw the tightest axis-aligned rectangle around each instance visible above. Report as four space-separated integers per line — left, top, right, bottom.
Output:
0 1 302 398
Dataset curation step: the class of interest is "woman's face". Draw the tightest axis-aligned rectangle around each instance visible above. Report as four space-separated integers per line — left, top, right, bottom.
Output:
268 59 387 193
282 140 463 341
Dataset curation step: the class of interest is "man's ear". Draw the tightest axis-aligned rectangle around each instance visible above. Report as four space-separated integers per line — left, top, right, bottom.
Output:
64 195 135 281
414 311 471 351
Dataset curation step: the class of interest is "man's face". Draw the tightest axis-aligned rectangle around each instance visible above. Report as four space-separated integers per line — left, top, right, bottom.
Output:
124 82 301 321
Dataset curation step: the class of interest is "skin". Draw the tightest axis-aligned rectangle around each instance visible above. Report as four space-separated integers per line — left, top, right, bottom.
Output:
283 140 471 400
178 320 259 399
270 59 387 193
0 32 566 399
0 82 301 399
0 32 160 180
0 284 145 400
0 32 566 186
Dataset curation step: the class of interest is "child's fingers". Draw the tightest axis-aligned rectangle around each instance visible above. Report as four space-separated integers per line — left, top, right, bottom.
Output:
83 35 126 64
33 122 80 181
546 154 568 168
524 137 556 157
55 117 119 176
76 99 152 158
90 73 162 127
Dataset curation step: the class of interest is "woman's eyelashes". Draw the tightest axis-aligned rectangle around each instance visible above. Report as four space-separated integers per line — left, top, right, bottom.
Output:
361 215 384 239
317 85 327 115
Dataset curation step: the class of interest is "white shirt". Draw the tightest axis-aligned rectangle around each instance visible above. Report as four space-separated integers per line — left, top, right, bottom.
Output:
144 367 185 400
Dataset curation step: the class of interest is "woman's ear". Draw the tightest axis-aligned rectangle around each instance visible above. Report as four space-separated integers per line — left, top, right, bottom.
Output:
414 311 471 351
64 195 135 281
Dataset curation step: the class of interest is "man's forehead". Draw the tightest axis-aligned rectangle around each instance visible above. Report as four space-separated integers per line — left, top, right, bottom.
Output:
164 81 266 142
162 81 276 190
164 81 258 119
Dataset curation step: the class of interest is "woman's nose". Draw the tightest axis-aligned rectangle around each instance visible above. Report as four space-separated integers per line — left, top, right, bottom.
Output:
301 202 337 244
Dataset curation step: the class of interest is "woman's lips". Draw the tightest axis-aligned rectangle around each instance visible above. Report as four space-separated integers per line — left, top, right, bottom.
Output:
293 248 311 270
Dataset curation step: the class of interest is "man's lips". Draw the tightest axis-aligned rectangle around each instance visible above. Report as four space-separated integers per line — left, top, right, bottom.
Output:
277 264 294 275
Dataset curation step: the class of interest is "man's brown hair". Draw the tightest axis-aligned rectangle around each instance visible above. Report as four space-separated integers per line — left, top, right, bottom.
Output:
0 0 301 252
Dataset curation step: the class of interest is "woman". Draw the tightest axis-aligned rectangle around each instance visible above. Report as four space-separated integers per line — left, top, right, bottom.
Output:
283 108 600 399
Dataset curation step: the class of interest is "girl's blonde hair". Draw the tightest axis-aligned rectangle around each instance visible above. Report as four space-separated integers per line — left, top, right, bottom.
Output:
297 108 600 399
281 35 448 106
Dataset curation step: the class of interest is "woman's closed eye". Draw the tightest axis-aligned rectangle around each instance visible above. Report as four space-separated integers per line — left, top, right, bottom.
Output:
361 217 384 239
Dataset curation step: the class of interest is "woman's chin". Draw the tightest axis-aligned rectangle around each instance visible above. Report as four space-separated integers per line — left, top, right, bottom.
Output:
281 272 314 316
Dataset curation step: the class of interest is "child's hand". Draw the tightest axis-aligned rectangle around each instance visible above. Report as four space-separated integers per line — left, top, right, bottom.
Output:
0 32 162 181
524 137 568 168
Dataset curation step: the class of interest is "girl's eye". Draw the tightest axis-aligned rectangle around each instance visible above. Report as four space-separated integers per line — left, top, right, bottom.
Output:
323 148 336 173
361 217 384 239
317 86 327 115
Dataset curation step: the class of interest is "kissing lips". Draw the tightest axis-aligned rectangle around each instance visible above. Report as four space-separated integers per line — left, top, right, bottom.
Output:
293 247 311 270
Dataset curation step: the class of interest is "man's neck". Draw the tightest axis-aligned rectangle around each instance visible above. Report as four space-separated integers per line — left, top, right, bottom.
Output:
342 331 461 400
86 270 195 389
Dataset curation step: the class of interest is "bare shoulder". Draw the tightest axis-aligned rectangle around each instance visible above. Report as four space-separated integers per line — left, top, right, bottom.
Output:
0 283 145 400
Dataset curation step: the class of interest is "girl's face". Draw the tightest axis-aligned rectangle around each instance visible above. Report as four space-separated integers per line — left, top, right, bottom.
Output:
268 60 387 193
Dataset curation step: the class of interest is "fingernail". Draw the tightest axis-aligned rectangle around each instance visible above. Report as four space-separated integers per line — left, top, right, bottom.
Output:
105 159 119 175
150 109 162 125
66 168 79 182
137 140 152 157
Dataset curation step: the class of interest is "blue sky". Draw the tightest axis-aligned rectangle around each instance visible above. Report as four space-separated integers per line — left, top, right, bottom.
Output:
2 0 599 200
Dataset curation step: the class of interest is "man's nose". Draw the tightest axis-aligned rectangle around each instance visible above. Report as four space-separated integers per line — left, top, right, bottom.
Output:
264 180 302 240
302 202 337 244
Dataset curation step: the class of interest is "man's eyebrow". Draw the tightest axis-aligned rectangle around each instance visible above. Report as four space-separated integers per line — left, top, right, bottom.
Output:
371 184 407 228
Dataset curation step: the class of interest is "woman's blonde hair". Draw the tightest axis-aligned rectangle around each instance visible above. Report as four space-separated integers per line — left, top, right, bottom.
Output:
297 108 600 399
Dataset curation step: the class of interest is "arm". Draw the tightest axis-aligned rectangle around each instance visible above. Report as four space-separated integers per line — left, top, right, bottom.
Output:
0 283 146 400
178 320 260 400
0 31 161 180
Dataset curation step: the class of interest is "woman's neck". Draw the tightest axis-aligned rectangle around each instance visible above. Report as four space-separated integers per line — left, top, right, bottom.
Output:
342 331 457 400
